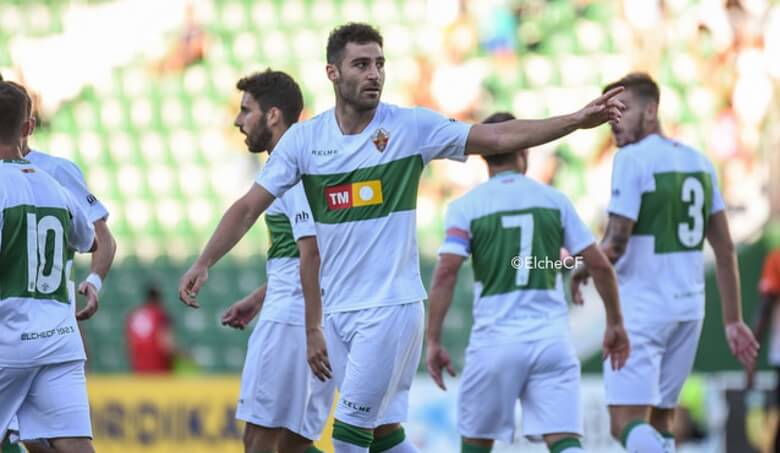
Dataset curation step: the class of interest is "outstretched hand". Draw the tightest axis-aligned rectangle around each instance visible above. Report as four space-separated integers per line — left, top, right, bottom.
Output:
574 87 626 129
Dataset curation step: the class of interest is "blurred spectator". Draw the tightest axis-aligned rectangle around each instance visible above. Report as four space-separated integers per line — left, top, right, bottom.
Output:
156 2 206 74
126 285 176 374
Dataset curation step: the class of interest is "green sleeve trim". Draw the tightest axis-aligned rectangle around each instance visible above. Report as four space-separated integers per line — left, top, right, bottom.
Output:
304 447 324 453
660 431 675 439
549 437 582 453
333 419 374 448
620 419 648 448
370 427 405 452
461 440 492 453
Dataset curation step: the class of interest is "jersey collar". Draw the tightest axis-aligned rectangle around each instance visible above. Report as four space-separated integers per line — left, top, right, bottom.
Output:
0 159 30 164
491 169 520 179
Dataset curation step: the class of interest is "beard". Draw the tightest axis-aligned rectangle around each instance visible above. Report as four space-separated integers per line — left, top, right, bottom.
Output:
337 81 381 111
615 110 647 147
245 114 273 153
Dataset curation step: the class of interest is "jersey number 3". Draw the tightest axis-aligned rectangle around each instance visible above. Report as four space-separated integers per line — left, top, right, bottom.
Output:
678 176 705 247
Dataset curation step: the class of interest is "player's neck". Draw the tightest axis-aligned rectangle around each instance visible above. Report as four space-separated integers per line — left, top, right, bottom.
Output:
0 144 23 161
488 164 520 178
334 102 376 135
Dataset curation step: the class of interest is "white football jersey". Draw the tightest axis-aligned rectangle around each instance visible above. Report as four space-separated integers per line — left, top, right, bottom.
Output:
0 159 94 367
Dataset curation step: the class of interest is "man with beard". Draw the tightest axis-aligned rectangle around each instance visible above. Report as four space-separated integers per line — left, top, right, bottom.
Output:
180 23 625 453
572 73 758 453
208 69 334 453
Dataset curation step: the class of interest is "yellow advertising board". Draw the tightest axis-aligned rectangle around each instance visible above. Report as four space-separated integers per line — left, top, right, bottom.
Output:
87 376 334 453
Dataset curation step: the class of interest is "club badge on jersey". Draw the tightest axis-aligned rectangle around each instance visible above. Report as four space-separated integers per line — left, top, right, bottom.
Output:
371 128 390 152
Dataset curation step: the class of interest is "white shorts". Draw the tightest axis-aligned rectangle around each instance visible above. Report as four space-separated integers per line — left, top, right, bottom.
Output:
458 336 582 443
0 360 92 441
325 302 424 429
236 320 336 440
604 319 703 408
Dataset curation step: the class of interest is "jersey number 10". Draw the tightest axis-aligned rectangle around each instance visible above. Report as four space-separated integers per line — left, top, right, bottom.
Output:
25 213 65 295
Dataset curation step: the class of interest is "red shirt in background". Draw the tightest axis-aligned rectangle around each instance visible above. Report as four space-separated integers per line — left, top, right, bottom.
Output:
126 303 173 373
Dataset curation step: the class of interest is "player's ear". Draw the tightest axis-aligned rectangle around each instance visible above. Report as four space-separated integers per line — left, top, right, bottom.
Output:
326 63 339 82
21 118 34 138
266 107 281 127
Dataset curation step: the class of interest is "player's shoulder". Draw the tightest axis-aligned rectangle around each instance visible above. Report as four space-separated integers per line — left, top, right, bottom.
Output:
27 149 85 179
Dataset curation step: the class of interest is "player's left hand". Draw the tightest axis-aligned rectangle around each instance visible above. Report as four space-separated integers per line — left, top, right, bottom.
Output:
603 322 630 370
76 281 99 321
725 321 760 369
573 86 626 129
221 296 262 330
426 341 456 390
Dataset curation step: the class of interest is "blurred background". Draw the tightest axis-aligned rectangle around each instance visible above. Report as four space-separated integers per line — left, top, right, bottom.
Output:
1 0 779 451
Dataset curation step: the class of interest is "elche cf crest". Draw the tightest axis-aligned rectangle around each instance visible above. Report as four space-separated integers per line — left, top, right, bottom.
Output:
371 128 390 152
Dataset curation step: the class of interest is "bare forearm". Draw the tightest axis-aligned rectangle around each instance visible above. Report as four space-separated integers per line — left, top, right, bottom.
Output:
497 115 579 152
468 114 580 156
196 203 256 268
715 252 743 324
427 278 456 344
300 254 322 332
90 220 116 279
249 284 268 309
590 265 623 325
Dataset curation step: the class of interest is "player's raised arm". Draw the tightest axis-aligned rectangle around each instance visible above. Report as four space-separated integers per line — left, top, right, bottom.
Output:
178 183 275 307
707 211 759 369
464 87 625 156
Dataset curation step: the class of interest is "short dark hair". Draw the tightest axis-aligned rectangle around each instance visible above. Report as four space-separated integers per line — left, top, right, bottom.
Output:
4 81 31 118
0 82 28 145
236 69 303 126
603 72 660 104
481 112 519 166
326 22 383 65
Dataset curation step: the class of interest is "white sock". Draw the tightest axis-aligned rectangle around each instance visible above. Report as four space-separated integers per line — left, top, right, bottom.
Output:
381 438 420 453
624 423 665 453
661 435 675 453
333 438 369 453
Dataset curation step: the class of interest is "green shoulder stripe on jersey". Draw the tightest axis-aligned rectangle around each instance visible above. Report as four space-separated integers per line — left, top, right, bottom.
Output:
265 213 299 259
633 171 713 253
0 205 71 303
302 155 424 224
470 207 563 296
